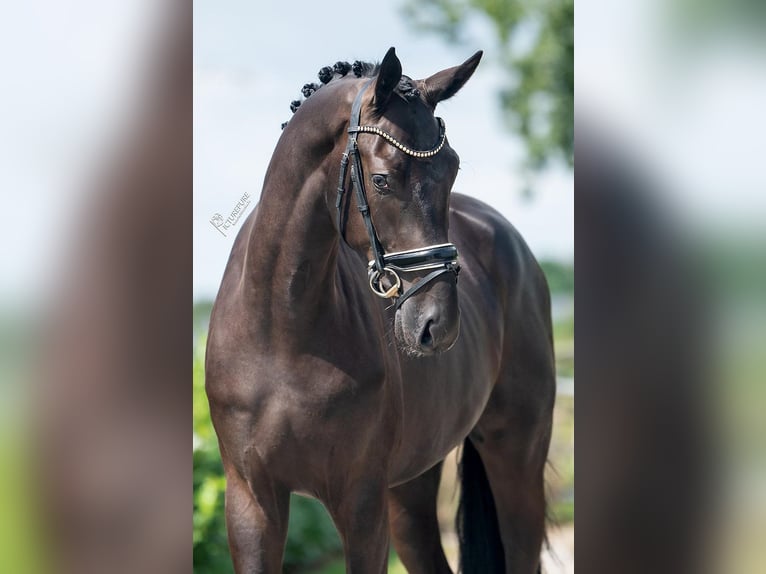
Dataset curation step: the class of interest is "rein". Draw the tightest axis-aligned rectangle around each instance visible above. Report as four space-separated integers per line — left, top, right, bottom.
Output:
335 80 460 311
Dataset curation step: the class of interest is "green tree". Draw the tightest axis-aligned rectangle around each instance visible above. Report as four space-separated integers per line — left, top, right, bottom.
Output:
403 0 573 172
539 259 574 294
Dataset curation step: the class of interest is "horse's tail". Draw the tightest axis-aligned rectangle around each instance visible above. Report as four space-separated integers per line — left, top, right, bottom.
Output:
456 437 505 573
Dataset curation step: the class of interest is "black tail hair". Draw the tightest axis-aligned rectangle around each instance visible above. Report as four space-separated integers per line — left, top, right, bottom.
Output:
456 437 505 573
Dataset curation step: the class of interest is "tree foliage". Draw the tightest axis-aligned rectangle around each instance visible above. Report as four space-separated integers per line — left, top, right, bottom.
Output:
403 0 573 171
539 259 574 294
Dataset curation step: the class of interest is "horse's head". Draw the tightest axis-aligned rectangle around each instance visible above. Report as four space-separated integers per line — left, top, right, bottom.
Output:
335 48 482 356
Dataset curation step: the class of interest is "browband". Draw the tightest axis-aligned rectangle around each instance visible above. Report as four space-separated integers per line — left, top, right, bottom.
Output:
348 118 446 159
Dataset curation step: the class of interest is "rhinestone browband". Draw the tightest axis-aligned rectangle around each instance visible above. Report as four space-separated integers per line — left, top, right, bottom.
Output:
349 118 446 159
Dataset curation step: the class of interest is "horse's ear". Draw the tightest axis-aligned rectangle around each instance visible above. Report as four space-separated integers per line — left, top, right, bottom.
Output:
373 47 402 113
422 50 483 109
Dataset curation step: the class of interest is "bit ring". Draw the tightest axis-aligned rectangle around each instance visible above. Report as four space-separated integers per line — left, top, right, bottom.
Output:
369 267 402 299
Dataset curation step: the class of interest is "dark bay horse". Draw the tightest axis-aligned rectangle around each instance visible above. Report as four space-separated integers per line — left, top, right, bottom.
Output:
205 48 555 573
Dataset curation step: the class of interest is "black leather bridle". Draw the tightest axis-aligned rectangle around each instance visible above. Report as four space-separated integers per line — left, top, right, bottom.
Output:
335 80 461 311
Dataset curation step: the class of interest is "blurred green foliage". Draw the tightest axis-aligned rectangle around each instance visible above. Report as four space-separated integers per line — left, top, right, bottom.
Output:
0 314 46 574
0 435 47 574
547 395 574 524
283 495 342 571
539 259 574 294
553 317 573 378
672 0 766 38
193 338 232 574
402 0 573 172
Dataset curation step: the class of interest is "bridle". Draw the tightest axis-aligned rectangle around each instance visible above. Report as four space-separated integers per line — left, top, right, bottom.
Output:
335 80 461 311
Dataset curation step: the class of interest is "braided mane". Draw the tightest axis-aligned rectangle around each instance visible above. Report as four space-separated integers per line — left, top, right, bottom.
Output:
281 59 421 129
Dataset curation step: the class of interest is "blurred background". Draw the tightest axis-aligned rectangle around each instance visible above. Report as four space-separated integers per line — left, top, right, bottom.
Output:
1 0 763 572
576 0 766 572
193 0 573 572
1 2 192 573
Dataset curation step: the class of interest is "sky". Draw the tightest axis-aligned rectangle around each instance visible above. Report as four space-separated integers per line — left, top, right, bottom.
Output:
193 0 574 301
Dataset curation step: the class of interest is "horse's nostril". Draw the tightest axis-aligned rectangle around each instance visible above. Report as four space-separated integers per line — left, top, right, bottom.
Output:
420 320 434 348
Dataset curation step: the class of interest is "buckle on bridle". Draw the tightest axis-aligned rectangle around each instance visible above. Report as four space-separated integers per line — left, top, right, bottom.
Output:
368 267 402 299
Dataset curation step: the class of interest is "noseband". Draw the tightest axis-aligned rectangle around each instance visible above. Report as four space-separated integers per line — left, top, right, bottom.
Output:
335 80 461 311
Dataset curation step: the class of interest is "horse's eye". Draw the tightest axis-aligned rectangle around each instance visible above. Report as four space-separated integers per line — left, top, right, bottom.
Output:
371 174 389 191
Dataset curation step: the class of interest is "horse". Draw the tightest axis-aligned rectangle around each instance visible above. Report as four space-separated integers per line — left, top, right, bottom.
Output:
205 47 556 573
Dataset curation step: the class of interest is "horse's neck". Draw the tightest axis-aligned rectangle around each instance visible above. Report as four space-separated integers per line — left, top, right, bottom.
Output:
241 92 353 331
244 163 339 320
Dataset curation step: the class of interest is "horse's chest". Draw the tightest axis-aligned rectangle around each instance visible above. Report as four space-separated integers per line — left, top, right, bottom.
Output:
243 352 390 436
235 355 397 490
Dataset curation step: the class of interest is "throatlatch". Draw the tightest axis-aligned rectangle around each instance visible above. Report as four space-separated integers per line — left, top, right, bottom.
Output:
335 81 460 311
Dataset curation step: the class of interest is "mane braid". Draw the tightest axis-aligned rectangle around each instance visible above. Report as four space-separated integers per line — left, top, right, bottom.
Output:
280 59 381 129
